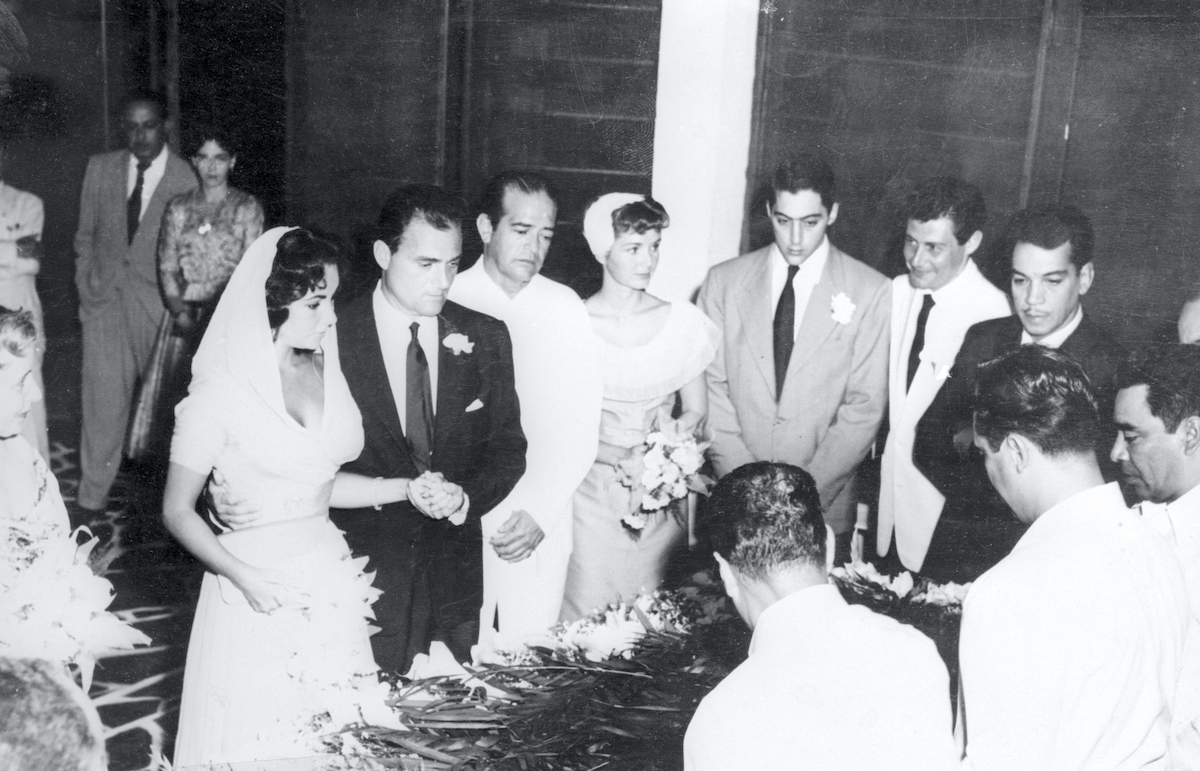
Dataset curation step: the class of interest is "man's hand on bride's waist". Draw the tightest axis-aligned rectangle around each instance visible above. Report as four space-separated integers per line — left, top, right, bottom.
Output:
206 468 264 530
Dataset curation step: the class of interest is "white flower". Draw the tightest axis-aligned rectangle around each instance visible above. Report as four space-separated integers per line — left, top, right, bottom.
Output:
830 292 856 324
442 332 474 355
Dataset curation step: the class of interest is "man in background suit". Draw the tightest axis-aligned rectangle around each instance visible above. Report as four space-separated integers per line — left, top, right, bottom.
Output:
914 204 1125 580
332 184 526 670
698 154 890 565
876 177 1011 576
73 92 196 514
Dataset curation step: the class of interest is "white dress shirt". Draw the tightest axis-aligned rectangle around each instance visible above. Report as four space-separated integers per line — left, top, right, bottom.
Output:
1020 304 1083 347
769 236 829 342
1141 484 1200 768
449 263 603 640
126 145 168 222
960 482 1190 771
372 281 439 433
684 583 958 771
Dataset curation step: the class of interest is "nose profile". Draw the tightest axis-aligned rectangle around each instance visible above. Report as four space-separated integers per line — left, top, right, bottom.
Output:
1110 432 1126 463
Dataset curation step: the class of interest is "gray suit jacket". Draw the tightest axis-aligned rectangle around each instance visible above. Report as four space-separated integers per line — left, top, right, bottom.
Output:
73 148 197 322
697 244 891 532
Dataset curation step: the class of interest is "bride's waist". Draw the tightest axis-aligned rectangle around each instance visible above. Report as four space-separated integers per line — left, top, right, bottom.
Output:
218 513 344 566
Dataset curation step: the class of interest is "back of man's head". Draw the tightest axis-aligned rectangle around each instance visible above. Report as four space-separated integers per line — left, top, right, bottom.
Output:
771 154 836 211
900 176 987 244
377 183 467 251
0 658 107 771
478 170 557 227
1116 345 1200 433
973 345 1101 457
1003 204 1094 269
704 462 825 581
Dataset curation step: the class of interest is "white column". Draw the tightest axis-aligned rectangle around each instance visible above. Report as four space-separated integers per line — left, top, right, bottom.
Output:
649 0 759 303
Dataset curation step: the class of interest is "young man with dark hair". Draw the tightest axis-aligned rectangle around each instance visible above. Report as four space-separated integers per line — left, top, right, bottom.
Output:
912 203 1124 580
699 154 890 566
877 176 1012 577
1112 344 1200 765
684 462 957 771
959 346 1188 771
0 657 107 771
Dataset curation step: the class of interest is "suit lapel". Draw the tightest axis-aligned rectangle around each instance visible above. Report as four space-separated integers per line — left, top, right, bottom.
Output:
732 248 777 395
112 151 132 247
787 248 840 376
432 312 466 461
350 298 416 470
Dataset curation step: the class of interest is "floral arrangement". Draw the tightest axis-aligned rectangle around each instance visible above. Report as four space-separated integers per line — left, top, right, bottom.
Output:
829 561 972 610
0 521 151 691
616 412 712 536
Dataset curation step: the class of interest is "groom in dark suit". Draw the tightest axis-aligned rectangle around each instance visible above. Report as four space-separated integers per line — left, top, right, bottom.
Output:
332 184 526 670
913 204 1124 580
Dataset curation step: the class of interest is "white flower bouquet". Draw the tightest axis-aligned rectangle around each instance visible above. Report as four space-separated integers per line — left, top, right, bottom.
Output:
0 521 151 691
615 410 713 536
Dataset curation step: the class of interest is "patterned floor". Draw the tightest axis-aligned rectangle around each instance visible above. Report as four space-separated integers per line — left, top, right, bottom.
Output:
52 443 202 770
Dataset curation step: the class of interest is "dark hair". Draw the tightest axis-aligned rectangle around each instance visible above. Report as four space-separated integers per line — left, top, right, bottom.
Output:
121 90 167 120
265 229 343 331
703 462 825 580
771 154 836 211
612 196 669 235
973 346 1100 457
377 184 467 252
479 170 557 227
185 124 239 159
0 657 107 771
1003 204 1094 268
901 177 987 244
1115 345 1200 433
0 306 36 358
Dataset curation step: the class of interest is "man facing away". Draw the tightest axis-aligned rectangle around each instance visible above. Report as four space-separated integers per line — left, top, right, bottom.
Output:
73 91 196 515
698 154 890 565
913 204 1125 580
959 346 1188 771
683 462 958 771
447 170 602 642
876 177 1011 576
1112 345 1200 766
332 184 526 669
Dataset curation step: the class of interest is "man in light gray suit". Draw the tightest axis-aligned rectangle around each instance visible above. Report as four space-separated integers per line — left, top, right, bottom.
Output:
698 155 890 564
73 92 197 513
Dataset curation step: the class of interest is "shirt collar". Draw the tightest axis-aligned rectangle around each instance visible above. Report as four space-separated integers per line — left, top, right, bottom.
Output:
749 582 844 656
372 280 436 328
129 144 168 172
1017 482 1127 550
1021 305 1083 348
771 235 829 284
1143 484 1200 560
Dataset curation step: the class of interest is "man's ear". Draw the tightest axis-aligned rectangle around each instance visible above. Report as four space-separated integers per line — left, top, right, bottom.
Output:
372 240 392 271
963 230 984 258
1007 433 1032 473
826 201 840 228
1180 415 1200 456
476 212 494 245
1077 261 1095 295
714 553 740 602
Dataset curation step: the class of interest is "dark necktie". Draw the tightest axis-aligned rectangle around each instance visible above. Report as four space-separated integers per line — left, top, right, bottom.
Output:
906 294 936 391
406 321 434 472
773 264 801 400
127 159 150 245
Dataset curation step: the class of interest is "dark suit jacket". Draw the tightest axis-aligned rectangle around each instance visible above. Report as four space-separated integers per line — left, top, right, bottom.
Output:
73 149 197 323
331 293 526 671
914 312 1126 520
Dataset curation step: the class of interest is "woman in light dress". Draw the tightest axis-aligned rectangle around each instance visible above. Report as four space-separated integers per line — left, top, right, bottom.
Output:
165 228 404 767
128 127 264 459
561 194 719 621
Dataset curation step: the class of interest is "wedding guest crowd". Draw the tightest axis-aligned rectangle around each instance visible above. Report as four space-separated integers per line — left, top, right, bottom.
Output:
5 82 1197 769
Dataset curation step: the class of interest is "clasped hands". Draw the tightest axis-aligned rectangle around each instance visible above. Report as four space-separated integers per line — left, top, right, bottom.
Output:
408 471 466 522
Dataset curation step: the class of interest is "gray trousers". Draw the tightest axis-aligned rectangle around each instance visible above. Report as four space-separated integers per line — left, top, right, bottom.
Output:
78 292 159 509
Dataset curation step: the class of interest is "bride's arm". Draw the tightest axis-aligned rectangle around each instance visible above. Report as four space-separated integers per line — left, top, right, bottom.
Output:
330 471 411 510
676 371 709 436
162 463 297 613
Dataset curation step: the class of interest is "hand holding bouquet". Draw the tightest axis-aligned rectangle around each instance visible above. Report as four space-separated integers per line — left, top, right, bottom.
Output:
615 408 713 536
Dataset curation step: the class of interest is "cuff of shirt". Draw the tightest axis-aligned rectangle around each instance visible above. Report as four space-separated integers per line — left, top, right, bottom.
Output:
449 493 470 526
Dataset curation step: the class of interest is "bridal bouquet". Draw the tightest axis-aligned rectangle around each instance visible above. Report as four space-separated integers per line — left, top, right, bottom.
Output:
0 521 151 691
616 411 713 535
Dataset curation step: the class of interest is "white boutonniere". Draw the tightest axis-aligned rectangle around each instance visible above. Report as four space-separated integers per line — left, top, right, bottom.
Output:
830 292 856 325
934 363 953 381
443 333 474 355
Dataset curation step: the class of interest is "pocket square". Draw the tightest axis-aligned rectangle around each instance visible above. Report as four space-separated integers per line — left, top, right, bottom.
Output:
465 398 484 412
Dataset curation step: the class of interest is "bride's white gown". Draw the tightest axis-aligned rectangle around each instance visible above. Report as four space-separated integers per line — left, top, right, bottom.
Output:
171 228 384 768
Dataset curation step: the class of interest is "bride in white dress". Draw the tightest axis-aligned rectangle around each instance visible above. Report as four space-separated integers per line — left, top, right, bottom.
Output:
164 227 395 767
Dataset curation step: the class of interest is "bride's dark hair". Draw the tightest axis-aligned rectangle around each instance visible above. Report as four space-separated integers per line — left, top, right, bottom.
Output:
265 228 345 330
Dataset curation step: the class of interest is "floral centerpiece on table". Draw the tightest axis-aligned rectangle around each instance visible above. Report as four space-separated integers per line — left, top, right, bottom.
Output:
615 410 713 536
0 521 151 691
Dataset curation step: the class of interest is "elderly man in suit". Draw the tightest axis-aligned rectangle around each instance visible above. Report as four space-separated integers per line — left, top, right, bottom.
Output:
331 184 526 670
913 204 1124 580
73 92 196 514
698 154 890 565
876 177 1011 576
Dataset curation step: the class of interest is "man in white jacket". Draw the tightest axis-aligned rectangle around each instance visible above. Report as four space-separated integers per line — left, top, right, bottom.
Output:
449 171 602 644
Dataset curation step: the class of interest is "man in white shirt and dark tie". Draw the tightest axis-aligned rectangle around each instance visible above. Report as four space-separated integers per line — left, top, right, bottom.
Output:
960 346 1189 771
1112 344 1200 766
684 461 958 771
